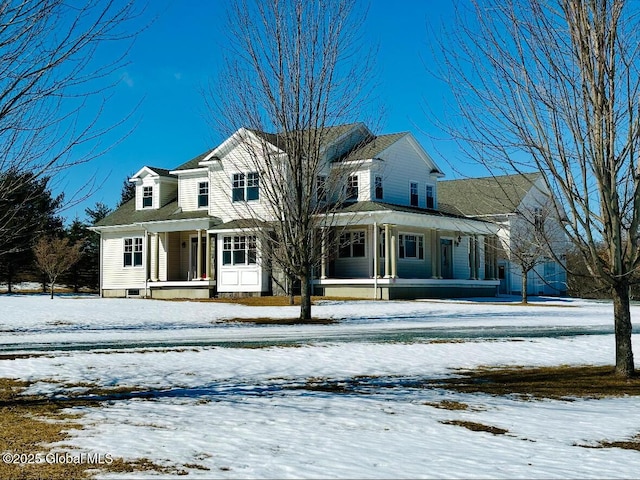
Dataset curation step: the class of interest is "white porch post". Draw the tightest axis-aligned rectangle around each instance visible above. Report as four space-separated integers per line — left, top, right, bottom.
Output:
196 229 203 279
390 226 397 278
205 232 211 279
384 224 391 278
431 230 438 279
152 233 159 282
320 227 327 279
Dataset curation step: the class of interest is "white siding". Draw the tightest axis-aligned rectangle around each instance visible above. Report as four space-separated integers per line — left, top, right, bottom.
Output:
102 230 147 289
209 142 273 222
178 173 208 212
368 136 440 208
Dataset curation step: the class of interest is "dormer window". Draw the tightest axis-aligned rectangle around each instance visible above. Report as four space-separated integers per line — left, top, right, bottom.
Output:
142 186 153 208
346 175 358 201
198 181 209 208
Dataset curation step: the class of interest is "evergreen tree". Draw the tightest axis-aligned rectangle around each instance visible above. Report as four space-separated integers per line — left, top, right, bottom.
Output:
118 174 135 206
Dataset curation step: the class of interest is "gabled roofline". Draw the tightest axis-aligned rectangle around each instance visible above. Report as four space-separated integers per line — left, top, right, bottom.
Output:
130 166 176 182
203 127 284 162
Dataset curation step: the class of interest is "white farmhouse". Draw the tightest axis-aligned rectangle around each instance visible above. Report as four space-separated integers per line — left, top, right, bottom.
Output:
93 123 553 300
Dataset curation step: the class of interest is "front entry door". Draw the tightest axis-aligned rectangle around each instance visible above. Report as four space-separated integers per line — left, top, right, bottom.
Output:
441 239 453 279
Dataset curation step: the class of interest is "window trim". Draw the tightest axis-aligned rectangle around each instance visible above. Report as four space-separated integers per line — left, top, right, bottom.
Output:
232 173 245 202
232 172 260 202
410 182 419 207
338 230 367 258
346 175 358 201
142 186 153 208
198 181 209 208
374 175 383 200
123 236 143 268
398 233 424 260
426 184 434 209
222 235 258 266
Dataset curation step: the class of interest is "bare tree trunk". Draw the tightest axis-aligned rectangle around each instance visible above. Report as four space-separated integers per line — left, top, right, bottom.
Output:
612 283 635 377
50 280 55 299
521 270 528 304
299 268 312 321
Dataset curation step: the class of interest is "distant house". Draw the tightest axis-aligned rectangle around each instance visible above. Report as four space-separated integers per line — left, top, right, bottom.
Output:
439 173 568 296
92 123 536 300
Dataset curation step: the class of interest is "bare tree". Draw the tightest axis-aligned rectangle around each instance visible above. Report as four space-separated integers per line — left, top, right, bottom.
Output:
33 236 83 299
506 204 558 304
432 0 640 376
208 0 377 320
0 0 141 257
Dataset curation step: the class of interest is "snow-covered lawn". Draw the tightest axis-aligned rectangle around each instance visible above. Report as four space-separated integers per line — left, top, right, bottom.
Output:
0 294 639 478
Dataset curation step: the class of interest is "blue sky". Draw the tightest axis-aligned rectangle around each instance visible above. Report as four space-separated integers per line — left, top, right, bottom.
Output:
61 0 475 222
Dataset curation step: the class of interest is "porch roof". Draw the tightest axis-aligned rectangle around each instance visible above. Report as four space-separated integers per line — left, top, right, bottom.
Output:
93 198 219 231
325 201 498 234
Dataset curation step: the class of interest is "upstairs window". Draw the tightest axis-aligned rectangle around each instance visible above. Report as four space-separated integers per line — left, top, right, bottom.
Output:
247 172 260 200
123 237 143 267
426 185 434 209
375 175 383 200
534 207 544 233
232 172 259 202
316 175 327 203
198 181 209 208
232 173 245 202
142 186 153 208
410 182 419 207
346 175 358 201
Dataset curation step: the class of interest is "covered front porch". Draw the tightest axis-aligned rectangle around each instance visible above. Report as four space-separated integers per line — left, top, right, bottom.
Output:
313 204 501 300
144 218 218 299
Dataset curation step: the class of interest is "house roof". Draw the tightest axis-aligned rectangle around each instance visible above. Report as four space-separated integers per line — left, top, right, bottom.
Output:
94 197 214 228
438 172 542 216
338 132 407 162
250 123 369 154
172 150 213 171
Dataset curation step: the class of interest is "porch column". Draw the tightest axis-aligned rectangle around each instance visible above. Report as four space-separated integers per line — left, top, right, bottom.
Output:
435 230 442 278
431 230 438 279
374 226 381 278
205 232 211 279
469 235 477 280
384 224 391 278
390 226 397 278
152 233 159 282
493 235 500 280
196 229 203 280
320 227 327 279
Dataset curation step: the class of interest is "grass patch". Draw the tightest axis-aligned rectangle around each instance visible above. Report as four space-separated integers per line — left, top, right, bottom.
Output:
0 378 181 479
424 400 471 411
435 365 640 400
440 420 509 435
160 295 367 306
223 317 337 325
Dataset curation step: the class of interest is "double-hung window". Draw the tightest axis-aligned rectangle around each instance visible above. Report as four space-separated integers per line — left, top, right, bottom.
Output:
426 185 434 209
247 172 260 200
198 181 209 208
232 173 245 202
142 186 153 208
346 175 358 201
399 234 424 260
123 237 143 267
375 175 383 200
316 175 327 203
410 182 419 207
338 231 366 258
232 172 259 201
222 235 257 265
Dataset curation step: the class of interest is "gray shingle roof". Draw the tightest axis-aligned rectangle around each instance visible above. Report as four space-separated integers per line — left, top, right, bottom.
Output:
146 166 174 178
172 151 212 171
438 173 541 216
339 133 407 162
94 198 216 228
334 200 474 221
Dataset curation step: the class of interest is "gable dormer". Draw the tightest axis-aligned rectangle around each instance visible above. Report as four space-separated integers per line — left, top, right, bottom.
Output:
130 166 177 211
